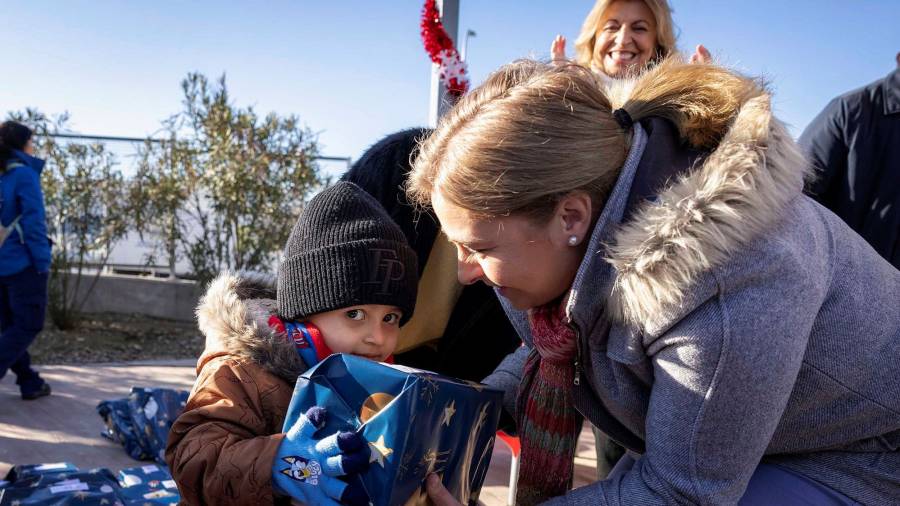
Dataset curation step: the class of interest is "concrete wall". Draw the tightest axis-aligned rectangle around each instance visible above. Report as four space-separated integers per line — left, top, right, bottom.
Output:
66 273 202 322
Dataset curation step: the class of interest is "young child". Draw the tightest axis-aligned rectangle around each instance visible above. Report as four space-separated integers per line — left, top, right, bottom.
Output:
166 181 418 506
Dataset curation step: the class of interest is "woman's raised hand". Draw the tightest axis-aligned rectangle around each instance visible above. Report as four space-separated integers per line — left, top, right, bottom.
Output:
690 44 712 64
551 34 567 65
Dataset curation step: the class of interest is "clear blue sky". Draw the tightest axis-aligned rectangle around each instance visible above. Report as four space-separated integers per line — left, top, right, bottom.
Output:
3 1 898 178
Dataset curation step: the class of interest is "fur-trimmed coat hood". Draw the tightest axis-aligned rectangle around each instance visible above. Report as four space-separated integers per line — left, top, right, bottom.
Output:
195 272 306 382
600 92 809 331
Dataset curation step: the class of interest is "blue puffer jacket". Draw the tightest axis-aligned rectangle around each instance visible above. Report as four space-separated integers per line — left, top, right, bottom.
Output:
0 149 51 275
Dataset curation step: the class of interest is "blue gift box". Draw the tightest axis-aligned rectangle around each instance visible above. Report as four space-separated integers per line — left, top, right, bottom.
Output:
282 354 502 506
0 467 123 506
116 465 179 505
97 388 189 465
3 463 79 484
126 388 189 465
98 398 153 461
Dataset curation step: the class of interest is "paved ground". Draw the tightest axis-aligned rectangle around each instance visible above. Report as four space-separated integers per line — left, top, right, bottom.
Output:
0 361 597 505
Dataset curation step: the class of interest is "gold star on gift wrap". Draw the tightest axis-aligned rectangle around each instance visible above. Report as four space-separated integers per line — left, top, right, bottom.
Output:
474 404 489 435
440 400 457 427
464 380 485 392
415 448 451 476
418 375 439 406
369 435 394 467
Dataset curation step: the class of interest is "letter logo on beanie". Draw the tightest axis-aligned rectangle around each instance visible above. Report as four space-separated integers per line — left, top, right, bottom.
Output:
365 248 407 295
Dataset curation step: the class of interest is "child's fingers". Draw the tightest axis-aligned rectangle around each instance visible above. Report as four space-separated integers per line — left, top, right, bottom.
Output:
304 406 327 429
324 449 370 476
287 415 318 441
289 406 327 440
314 431 366 457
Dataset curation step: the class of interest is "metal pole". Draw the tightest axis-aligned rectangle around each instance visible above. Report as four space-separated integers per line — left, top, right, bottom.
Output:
428 0 460 127
461 29 476 62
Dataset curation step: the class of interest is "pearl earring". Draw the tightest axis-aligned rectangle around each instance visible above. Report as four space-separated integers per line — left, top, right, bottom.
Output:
568 235 579 246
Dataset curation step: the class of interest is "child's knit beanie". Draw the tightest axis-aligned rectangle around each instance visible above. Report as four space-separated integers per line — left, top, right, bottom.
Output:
277 181 418 324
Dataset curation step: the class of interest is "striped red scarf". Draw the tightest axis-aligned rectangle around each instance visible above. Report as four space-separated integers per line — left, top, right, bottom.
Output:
515 302 584 505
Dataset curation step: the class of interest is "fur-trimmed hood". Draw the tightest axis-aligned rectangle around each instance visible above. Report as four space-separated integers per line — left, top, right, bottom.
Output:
195 271 306 382
590 91 810 331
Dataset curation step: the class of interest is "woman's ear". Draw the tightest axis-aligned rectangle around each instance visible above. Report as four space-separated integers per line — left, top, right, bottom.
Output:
553 191 593 247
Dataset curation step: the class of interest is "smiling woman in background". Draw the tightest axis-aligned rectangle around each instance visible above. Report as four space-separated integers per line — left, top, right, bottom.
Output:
551 0 710 78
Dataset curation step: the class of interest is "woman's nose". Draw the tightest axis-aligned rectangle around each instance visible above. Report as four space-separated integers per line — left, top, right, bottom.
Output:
457 257 484 286
615 26 631 45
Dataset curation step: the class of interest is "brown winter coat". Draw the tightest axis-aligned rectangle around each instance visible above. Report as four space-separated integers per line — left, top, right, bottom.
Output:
166 273 311 506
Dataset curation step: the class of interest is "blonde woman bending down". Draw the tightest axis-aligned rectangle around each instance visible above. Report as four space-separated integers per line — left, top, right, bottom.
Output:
411 59 900 505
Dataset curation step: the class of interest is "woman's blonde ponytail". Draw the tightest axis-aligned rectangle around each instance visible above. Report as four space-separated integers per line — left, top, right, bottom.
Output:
613 57 765 149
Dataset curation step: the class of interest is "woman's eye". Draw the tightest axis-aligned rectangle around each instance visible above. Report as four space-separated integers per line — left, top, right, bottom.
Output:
383 313 400 325
346 309 365 321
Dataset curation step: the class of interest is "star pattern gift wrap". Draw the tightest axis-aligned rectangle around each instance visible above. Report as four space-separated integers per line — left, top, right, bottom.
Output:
282 354 503 506
0 467 123 506
116 465 180 505
97 387 189 465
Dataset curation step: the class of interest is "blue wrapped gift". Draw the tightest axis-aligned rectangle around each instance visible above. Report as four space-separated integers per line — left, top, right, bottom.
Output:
126 388 189 465
3 463 79 484
97 388 189 465
117 464 179 505
282 354 502 506
0 467 123 506
98 398 153 461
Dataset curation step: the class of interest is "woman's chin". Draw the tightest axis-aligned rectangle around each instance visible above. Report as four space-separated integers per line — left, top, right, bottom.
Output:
501 289 558 311
603 60 646 78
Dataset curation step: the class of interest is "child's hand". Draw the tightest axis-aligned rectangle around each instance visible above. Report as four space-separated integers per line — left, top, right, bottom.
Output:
272 407 371 506
551 34 567 65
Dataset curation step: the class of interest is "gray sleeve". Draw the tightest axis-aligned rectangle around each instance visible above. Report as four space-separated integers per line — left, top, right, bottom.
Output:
481 344 530 419
480 289 532 420
546 261 819 505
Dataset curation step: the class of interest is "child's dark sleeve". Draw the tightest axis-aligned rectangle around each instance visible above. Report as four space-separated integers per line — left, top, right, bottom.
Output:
165 357 289 506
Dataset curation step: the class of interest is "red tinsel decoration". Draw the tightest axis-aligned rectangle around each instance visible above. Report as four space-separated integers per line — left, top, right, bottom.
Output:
420 0 469 97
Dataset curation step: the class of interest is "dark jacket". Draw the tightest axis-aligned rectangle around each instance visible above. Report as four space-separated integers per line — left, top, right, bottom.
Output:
799 67 900 268
342 129 521 382
1 150 51 275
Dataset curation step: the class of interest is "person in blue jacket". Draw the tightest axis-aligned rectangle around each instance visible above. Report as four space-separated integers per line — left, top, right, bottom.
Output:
0 121 52 400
